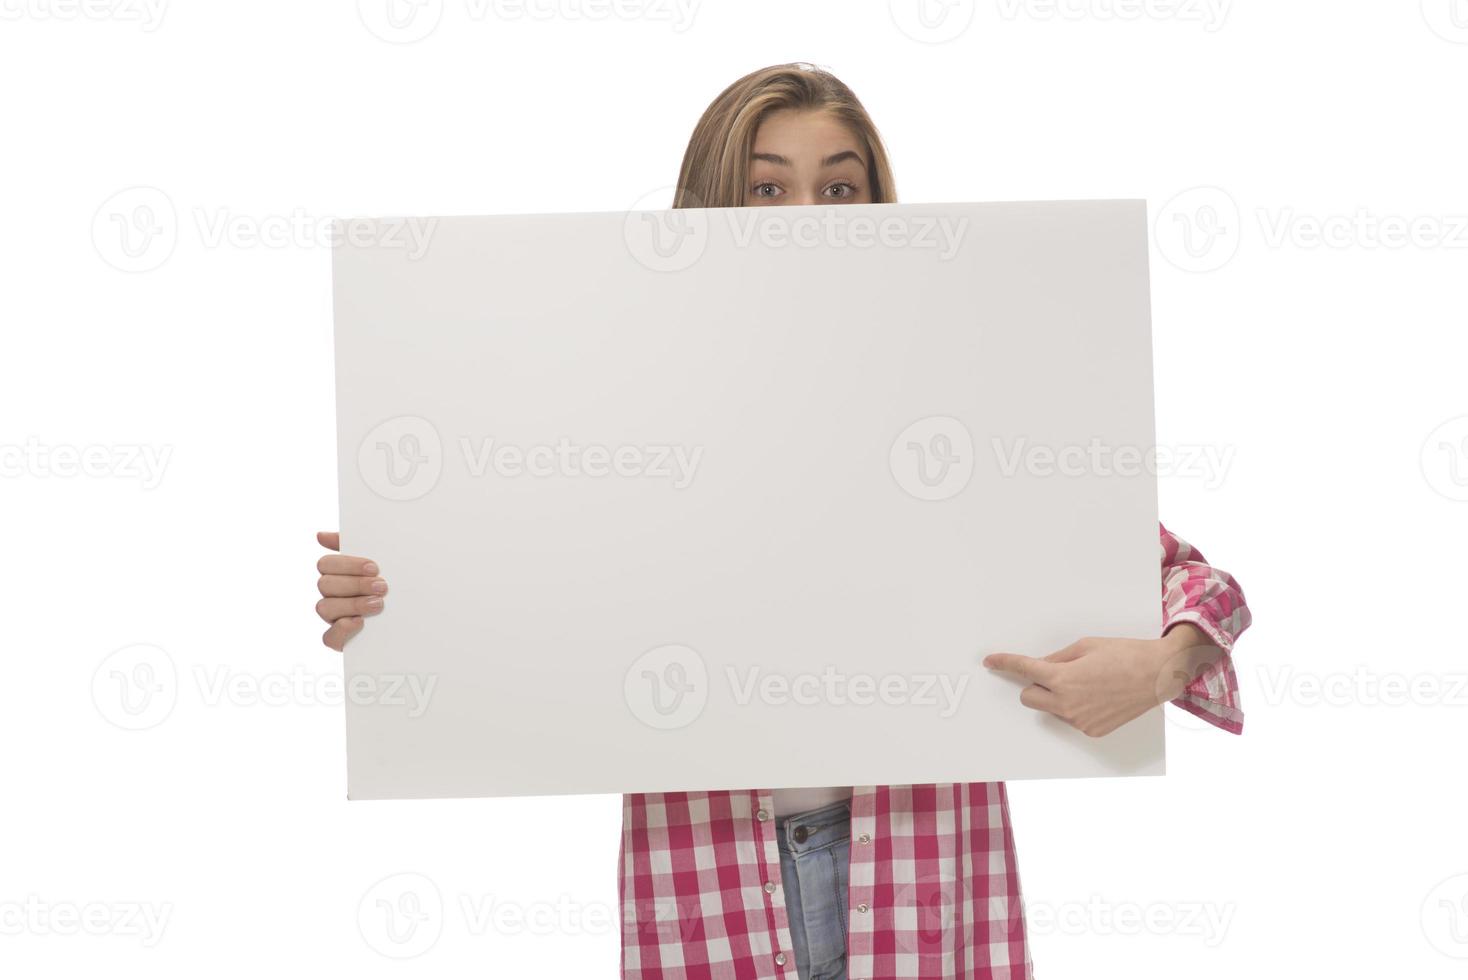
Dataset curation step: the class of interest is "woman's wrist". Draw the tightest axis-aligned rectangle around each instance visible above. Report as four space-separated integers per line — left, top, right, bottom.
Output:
1153 623 1220 704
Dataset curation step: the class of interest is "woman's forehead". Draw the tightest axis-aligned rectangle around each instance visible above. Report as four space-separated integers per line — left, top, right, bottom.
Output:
751 109 864 158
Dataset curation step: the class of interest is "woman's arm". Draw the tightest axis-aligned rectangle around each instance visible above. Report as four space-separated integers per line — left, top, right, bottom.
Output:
1157 522 1251 733
982 522 1252 737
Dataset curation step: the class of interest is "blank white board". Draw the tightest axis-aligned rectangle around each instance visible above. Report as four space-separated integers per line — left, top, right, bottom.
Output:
332 200 1162 799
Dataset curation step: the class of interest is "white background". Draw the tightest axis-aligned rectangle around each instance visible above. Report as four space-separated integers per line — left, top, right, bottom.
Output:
2 1 1466 977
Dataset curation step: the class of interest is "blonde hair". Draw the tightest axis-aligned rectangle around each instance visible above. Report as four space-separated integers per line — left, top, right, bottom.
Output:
673 63 896 209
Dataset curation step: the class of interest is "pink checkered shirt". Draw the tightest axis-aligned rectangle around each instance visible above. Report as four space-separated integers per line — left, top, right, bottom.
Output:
619 523 1250 979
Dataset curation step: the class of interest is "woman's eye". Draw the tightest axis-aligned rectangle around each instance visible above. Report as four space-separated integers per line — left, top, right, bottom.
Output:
752 182 781 198
825 181 857 199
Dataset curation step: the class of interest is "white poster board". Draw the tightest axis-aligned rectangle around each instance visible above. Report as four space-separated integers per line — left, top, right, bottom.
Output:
332 200 1162 800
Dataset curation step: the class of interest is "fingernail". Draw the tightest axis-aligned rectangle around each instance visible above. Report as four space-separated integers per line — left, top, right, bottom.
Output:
370 579 388 594
363 561 379 575
365 596 384 611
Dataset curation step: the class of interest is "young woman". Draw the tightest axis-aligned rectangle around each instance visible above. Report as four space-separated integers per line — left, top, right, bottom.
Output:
316 63 1251 980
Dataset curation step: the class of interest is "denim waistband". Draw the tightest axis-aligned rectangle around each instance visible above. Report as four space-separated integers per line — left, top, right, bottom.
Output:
775 799 852 855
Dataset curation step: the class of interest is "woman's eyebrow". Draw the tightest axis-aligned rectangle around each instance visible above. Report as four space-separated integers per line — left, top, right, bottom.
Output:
750 150 866 167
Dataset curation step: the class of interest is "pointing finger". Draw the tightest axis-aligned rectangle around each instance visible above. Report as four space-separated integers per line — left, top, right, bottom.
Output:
982 652 1059 687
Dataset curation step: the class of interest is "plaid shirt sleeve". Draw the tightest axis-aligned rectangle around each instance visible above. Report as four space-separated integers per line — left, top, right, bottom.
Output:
1158 522 1252 734
619 525 1251 979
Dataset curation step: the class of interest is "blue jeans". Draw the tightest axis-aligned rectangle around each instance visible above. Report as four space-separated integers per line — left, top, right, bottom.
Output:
776 800 851 980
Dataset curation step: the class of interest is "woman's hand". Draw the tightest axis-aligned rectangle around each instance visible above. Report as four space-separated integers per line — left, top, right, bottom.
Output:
982 624 1222 737
315 531 387 651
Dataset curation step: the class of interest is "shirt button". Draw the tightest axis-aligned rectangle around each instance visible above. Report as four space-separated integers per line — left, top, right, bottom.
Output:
756 809 770 822
857 833 871 844
857 903 870 913
774 952 787 966
764 881 777 894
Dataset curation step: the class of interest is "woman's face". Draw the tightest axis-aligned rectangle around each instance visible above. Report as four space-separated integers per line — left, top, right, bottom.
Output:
745 109 873 207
